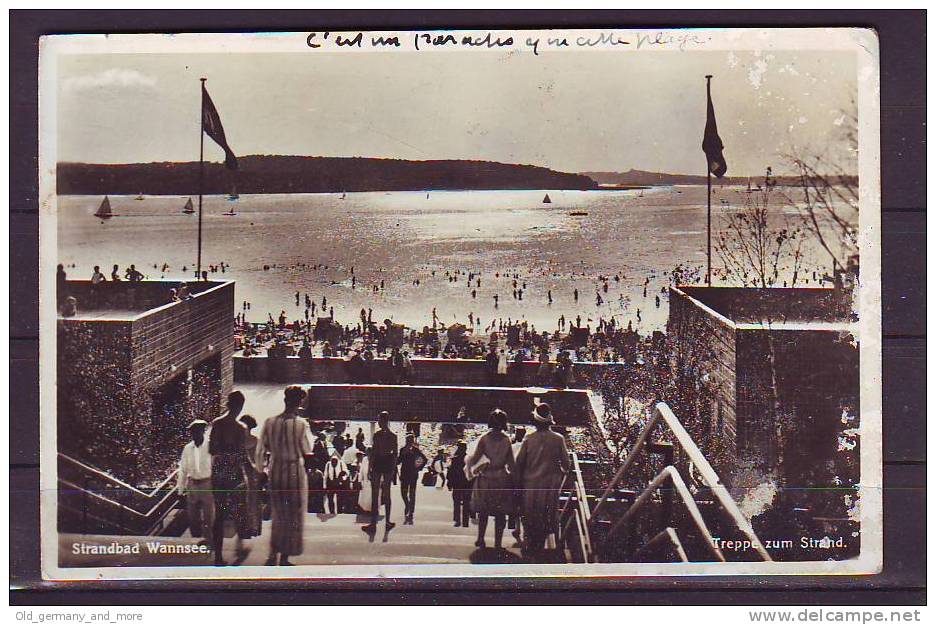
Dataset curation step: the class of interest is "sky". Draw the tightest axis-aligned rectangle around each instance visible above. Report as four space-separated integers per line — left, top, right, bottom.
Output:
55 47 858 176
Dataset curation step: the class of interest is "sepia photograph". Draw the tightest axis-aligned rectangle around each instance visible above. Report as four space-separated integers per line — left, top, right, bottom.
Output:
38 27 882 580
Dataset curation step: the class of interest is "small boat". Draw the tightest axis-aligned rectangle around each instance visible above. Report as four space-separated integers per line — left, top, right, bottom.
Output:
227 192 239 201
182 197 195 214
134 193 144 200
95 196 113 219
542 194 552 204
569 211 589 216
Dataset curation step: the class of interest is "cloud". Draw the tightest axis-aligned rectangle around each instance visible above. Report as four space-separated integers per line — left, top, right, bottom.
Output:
63 68 157 92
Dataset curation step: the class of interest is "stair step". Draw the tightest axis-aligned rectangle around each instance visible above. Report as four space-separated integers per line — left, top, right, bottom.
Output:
61 484 528 567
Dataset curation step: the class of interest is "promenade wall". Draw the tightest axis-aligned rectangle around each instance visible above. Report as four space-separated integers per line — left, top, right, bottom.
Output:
234 354 625 389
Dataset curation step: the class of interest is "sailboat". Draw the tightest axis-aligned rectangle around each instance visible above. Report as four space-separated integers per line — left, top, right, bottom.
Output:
135 192 144 200
223 205 237 216
95 196 113 219
542 193 552 204
227 182 239 202
182 197 195 214
340 192 347 200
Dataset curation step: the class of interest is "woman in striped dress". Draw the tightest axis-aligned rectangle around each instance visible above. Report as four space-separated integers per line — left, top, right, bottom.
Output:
255 386 312 566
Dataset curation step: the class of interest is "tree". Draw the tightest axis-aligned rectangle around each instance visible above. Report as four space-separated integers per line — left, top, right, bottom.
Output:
715 168 807 288
784 101 860 280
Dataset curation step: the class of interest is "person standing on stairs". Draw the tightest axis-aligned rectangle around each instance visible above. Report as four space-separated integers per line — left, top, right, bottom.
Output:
447 441 472 528
514 403 570 561
255 386 312 566
324 455 347 515
239 414 264 541
430 449 448 489
208 391 251 566
467 408 516 550
311 432 329 472
509 427 528 547
362 411 398 536
177 419 214 550
397 434 427 524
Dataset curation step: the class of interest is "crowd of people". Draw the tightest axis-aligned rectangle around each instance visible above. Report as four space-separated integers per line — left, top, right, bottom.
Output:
176 387 579 565
56 263 205 317
236 303 664 376
59 260 666 371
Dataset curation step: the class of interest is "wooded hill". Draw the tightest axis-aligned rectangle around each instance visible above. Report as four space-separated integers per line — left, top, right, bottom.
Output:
57 155 600 195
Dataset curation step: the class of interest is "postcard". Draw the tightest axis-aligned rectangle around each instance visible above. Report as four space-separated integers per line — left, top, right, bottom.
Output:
39 27 881 580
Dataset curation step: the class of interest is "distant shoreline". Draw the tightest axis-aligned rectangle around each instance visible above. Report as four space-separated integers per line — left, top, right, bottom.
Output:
57 155 600 196
58 156 855 196
60 187 653 197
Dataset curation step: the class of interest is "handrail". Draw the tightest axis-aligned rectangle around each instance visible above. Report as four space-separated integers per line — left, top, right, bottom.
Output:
590 405 665 520
58 502 140 534
570 452 593 561
653 402 770 561
558 473 575 520
60 479 148 517
571 452 592 523
57 408 230 499
606 465 725 562
557 452 594 562
636 527 689 562
60 479 179 519
556 452 594 563
146 499 185 535
589 401 771 562
566 507 588 563
59 452 179 498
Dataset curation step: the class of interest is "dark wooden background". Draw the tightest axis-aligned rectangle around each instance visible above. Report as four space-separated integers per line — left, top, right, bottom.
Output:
9 9 925 605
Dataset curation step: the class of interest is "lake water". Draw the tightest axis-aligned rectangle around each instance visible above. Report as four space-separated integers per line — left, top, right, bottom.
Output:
56 186 835 333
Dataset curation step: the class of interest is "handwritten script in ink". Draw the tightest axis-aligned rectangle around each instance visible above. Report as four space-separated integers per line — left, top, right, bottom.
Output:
305 31 708 55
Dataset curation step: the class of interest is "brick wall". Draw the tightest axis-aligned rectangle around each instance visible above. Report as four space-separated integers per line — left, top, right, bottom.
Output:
667 287 739 446
127 282 235 481
57 282 235 486
129 281 235 396
679 286 847 323
667 287 859 494
735 327 859 477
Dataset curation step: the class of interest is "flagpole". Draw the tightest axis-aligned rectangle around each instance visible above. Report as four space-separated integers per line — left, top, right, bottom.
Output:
197 77 206 280
705 74 713 286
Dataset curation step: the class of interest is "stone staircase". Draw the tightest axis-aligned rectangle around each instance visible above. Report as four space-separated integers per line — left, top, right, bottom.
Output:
60 482 526 568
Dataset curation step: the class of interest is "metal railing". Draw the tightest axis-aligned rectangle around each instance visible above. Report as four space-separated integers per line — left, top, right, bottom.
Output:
556 451 594 562
634 527 689 562
59 453 179 498
589 401 771 562
58 453 181 536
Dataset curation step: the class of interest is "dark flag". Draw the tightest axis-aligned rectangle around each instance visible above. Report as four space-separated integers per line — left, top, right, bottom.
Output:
702 79 727 178
202 86 238 170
